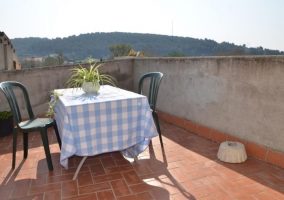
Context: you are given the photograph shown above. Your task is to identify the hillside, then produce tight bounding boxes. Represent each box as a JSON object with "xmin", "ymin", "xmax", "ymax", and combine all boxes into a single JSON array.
[{"xmin": 11, "ymin": 32, "xmax": 284, "ymax": 61}]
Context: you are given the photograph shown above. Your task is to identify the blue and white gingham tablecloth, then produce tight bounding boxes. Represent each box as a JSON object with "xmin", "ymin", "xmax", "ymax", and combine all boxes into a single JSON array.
[{"xmin": 52, "ymin": 85, "xmax": 158, "ymax": 169}]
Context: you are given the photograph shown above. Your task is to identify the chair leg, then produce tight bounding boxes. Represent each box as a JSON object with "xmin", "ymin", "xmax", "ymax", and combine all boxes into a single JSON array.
[
  {"xmin": 40, "ymin": 129, "xmax": 53, "ymax": 171},
  {"xmin": 53, "ymin": 120, "xmax": 61, "ymax": 149},
  {"xmin": 153, "ymin": 111, "xmax": 163, "ymax": 147},
  {"xmin": 12, "ymin": 128, "xmax": 18, "ymax": 169},
  {"xmin": 23, "ymin": 132, "xmax": 28, "ymax": 159}
]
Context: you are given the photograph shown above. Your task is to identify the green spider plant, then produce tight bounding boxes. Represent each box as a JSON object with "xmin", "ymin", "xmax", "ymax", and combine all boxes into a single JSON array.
[{"xmin": 65, "ymin": 57, "xmax": 117, "ymax": 89}]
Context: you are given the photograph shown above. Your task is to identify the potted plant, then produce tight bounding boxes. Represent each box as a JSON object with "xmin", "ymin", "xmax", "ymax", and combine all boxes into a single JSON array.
[
  {"xmin": 46, "ymin": 57, "xmax": 117, "ymax": 118},
  {"xmin": 65, "ymin": 57, "xmax": 117, "ymax": 94},
  {"xmin": 0, "ymin": 110, "xmax": 14, "ymax": 137}
]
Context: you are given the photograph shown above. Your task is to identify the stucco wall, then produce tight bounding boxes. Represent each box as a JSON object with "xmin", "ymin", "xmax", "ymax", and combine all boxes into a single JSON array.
[
  {"xmin": 0, "ymin": 59, "xmax": 134, "ymax": 117},
  {"xmin": 133, "ymin": 56, "xmax": 284, "ymax": 153}
]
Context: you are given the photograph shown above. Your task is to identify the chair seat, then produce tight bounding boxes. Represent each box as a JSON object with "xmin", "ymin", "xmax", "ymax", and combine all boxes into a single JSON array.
[{"xmin": 19, "ymin": 118, "xmax": 54, "ymax": 131}]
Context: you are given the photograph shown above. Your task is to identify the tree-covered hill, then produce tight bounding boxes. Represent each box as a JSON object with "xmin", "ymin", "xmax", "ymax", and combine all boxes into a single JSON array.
[{"xmin": 11, "ymin": 32, "xmax": 284, "ymax": 61}]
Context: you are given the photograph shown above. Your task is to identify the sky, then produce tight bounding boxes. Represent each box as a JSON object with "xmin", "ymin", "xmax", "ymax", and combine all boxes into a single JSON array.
[{"xmin": 1, "ymin": 0, "xmax": 284, "ymax": 51}]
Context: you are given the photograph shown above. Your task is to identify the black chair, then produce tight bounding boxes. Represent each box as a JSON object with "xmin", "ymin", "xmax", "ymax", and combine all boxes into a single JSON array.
[
  {"xmin": 0, "ymin": 81, "xmax": 61, "ymax": 171},
  {"xmin": 138, "ymin": 72, "xmax": 164, "ymax": 147}
]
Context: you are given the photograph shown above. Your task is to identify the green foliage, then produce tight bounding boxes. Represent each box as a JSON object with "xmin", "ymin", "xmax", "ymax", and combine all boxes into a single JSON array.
[
  {"xmin": 215, "ymin": 49, "xmax": 244, "ymax": 56},
  {"xmin": 11, "ymin": 32, "xmax": 284, "ymax": 61},
  {"xmin": 108, "ymin": 43, "xmax": 132, "ymax": 57},
  {"xmin": 43, "ymin": 56, "xmax": 59, "ymax": 66},
  {"xmin": 0, "ymin": 110, "xmax": 13, "ymax": 119},
  {"xmin": 45, "ymin": 90, "xmax": 63, "ymax": 118},
  {"xmin": 56, "ymin": 51, "xmax": 65, "ymax": 65},
  {"xmin": 168, "ymin": 51, "xmax": 187, "ymax": 57},
  {"xmin": 65, "ymin": 57, "xmax": 117, "ymax": 89}
]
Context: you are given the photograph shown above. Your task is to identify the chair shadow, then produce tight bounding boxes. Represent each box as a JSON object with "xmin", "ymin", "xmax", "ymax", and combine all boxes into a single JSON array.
[{"xmin": 140, "ymin": 141, "xmax": 195, "ymax": 199}]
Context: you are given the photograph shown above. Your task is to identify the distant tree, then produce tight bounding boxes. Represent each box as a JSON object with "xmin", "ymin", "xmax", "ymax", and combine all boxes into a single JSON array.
[
  {"xmin": 43, "ymin": 56, "xmax": 59, "ymax": 66},
  {"xmin": 215, "ymin": 49, "xmax": 244, "ymax": 56},
  {"xmin": 108, "ymin": 43, "xmax": 132, "ymax": 57},
  {"xmin": 143, "ymin": 46, "xmax": 160, "ymax": 57},
  {"xmin": 56, "ymin": 51, "xmax": 64, "ymax": 65},
  {"xmin": 168, "ymin": 51, "xmax": 187, "ymax": 57},
  {"xmin": 11, "ymin": 32, "xmax": 284, "ymax": 60}
]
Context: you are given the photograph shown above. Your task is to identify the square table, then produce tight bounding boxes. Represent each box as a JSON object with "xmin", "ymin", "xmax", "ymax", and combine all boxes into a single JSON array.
[{"xmin": 51, "ymin": 85, "xmax": 158, "ymax": 178}]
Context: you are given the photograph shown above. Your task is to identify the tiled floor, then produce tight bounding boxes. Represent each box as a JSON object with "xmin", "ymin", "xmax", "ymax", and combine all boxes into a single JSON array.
[{"xmin": 1, "ymin": 121, "xmax": 284, "ymax": 200}]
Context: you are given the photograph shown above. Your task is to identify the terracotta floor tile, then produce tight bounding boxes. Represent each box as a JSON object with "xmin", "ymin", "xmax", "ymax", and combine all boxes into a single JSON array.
[
  {"xmin": 140, "ymin": 170, "xmax": 171, "ymax": 182},
  {"xmin": 122, "ymin": 170, "xmax": 143, "ymax": 185},
  {"xmin": 255, "ymin": 171, "xmax": 284, "ymax": 187},
  {"xmin": 130, "ymin": 181, "xmax": 163, "ymax": 194},
  {"xmin": 44, "ymin": 190, "xmax": 61, "ymax": 200},
  {"xmin": 150, "ymin": 188, "xmax": 171, "ymax": 200},
  {"xmin": 116, "ymin": 194, "xmax": 139, "ymax": 200},
  {"xmin": 63, "ymin": 193, "xmax": 98, "ymax": 200},
  {"xmin": 206, "ymin": 175, "xmax": 237, "ymax": 190},
  {"xmin": 89, "ymin": 163, "xmax": 106, "ymax": 176},
  {"xmin": 46, "ymin": 173, "xmax": 74, "ymax": 184},
  {"xmin": 105, "ymin": 163, "xmax": 133, "ymax": 174},
  {"xmin": 77, "ymin": 171, "xmax": 93, "ymax": 186},
  {"xmin": 29, "ymin": 182, "xmax": 61, "ymax": 195},
  {"xmin": 188, "ymin": 168, "xmax": 219, "ymax": 180},
  {"xmin": 135, "ymin": 192, "xmax": 154, "ymax": 200},
  {"xmin": 112, "ymin": 152, "xmax": 125, "ymax": 161},
  {"xmin": 81, "ymin": 156, "xmax": 101, "ymax": 166},
  {"xmin": 132, "ymin": 163, "xmax": 152, "ymax": 175},
  {"xmin": 252, "ymin": 192, "xmax": 278, "ymax": 200},
  {"xmin": 9, "ymin": 193, "xmax": 44, "ymax": 200},
  {"xmin": 261, "ymin": 185, "xmax": 284, "ymax": 199},
  {"xmin": 10, "ymin": 179, "xmax": 31, "ymax": 198},
  {"xmin": 115, "ymin": 159, "xmax": 132, "ymax": 166},
  {"xmin": 61, "ymin": 165, "xmax": 89, "ymax": 175},
  {"xmin": 101, "ymin": 156, "xmax": 117, "ymax": 168},
  {"xmin": 160, "ymin": 177, "xmax": 183, "ymax": 195},
  {"xmin": 231, "ymin": 176, "xmax": 256, "ymax": 187},
  {"xmin": 2, "ymin": 121, "xmax": 284, "ymax": 199},
  {"xmin": 236, "ymin": 165, "xmax": 265, "ymax": 176},
  {"xmin": 110, "ymin": 179, "xmax": 132, "ymax": 197},
  {"xmin": 226, "ymin": 183, "xmax": 264, "ymax": 199},
  {"xmin": 203, "ymin": 183, "xmax": 234, "ymax": 199},
  {"xmin": 172, "ymin": 187, "xmax": 209, "ymax": 200},
  {"xmin": 78, "ymin": 182, "xmax": 111, "ymax": 195},
  {"xmin": 168, "ymin": 168, "xmax": 191, "ymax": 183},
  {"xmin": 213, "ymin": 165, "xmax": 243, "ymax": 179},
  {"xmin": 96, "ymin": 190, "xmax": 115, "ymax": 200},
  {"xmin": 0, "ymin": 188, "xmax": 13, "ymax": 199},
  {"xmin": 62, "ymin": 180, "xmax": 78, "ymax": 198},
  {"xmin": 174, "ymin": 160, "xmax": 199, "ymax": 172},
  {"xmin": 92, "ymin": 172, "xmax": 123, "ymax": 183}
]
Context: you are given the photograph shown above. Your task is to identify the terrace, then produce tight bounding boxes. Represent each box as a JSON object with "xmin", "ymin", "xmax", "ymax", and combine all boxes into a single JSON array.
[{"xmin": 1, "ymin": 56, "xmax": 284, "ymax": 199}]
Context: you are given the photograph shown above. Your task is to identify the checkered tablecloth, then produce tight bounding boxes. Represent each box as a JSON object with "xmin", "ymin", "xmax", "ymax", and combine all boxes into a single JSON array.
[{"xmin": 52, "ymin": 85, "xmax": 158, "ymax": 169}]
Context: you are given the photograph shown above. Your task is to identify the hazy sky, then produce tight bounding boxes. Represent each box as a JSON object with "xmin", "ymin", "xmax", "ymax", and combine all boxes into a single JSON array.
[{"xmin": 2, "ymin": 0, "xmax": 284, "ymax": 51}]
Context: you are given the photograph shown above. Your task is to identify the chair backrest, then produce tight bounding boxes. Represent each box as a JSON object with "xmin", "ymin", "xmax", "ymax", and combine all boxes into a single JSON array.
[
  {"xmin": 138, "ymin": 72, "xmax": 163, "ymax": 111},
  {"xmin": 0, "ymin": 81, "xmax": 35, "ymax": 124}
]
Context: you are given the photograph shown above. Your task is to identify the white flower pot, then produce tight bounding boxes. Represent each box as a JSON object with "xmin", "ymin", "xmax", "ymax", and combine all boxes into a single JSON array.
[{"xmin": 82, "ymin": 81, "xmax": 100, "ymax": 94}]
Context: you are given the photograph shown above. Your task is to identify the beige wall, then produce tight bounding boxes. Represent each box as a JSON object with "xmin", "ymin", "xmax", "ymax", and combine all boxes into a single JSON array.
[
  {"xmin": 133, "ymin": 56, "xmax": 284, "ymax": 153},
  {"xmin": 0, "ymin": 33, "xmax": 21, "ymax": 70},
  {"xmin": 0, "ymin": 32, "xmax": 21, "ymax": 70}
]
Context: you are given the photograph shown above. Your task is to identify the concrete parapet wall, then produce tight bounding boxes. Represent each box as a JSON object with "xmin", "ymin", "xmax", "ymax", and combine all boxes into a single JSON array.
[{"xmin": 133, "ymin": 56, "xmax": 284, "ymax": 153}]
